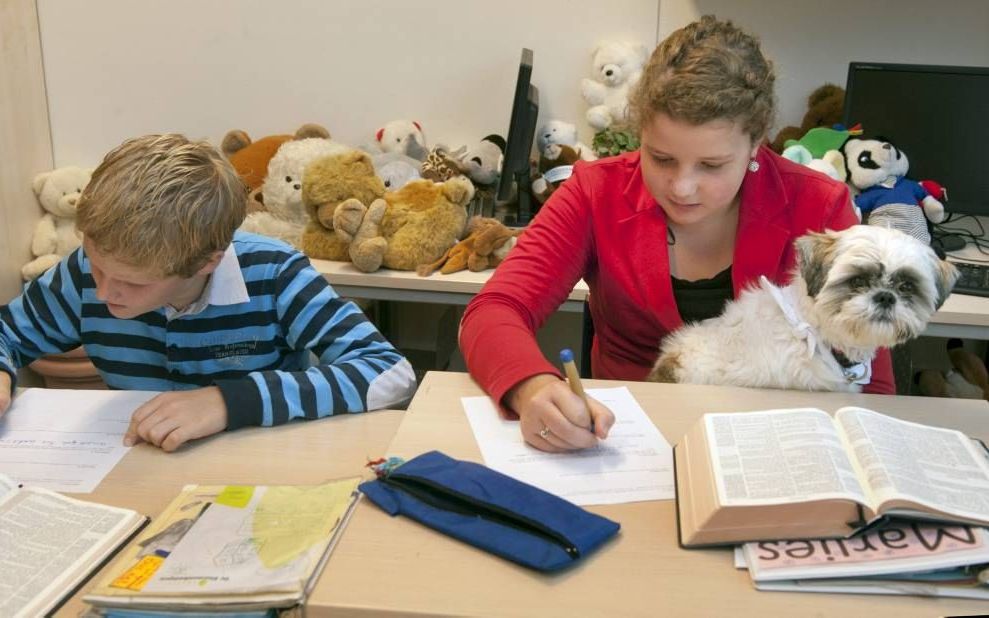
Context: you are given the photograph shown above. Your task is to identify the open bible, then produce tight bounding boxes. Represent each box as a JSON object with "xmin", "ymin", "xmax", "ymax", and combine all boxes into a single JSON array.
[
  {"xmin": 0, "ymin": 473, "xmax": 147, "ymax": 617},
  {"xmin": 674, "ymin": 407, "xmax": 989, "ymax": 547}
]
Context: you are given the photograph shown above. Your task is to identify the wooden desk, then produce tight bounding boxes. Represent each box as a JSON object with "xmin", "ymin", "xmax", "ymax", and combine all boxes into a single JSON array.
[
  {"xmin": 311, "ymin": 259, "xmax": 589, "ymax": 313},
  {"xmin": 58, "ymin": 410, "xmax": 404, "ymax": 617},
  {"xmin": 309, "ymin": 372, "xmax": 989, "ymax": 618}
]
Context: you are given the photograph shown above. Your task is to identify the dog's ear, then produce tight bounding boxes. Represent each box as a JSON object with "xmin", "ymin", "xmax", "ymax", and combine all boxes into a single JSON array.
[
  {"xmin": 932, "ymin": 258, "xmax": 960, "ymax": 309},
  {"xmin": 795, "ymin": 230, "xmax": 838, "ymax": 297}
]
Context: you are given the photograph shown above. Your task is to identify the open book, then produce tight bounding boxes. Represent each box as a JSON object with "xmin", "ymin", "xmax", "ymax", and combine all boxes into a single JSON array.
[
  {"xmin": 0, "ymin": 472, "xmax": 147, "ymax": 617},
  {"xmin": 674, "ymin": 407, "xmax": 989, "ymax": 547},
  {"xmin": 84, "ymin": 478, "xmax": 361, "ymax": 612}
]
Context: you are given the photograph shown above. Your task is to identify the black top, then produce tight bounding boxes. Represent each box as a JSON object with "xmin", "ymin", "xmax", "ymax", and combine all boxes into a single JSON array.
[{"xmin": 672, "ymin": 266, "xmax": 733, "ymax": 324}]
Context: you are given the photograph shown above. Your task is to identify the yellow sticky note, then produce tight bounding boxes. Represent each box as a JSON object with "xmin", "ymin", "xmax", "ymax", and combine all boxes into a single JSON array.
[
  {"xmin": 216, "ymin": 485, "xmax": 254, "ymax": 508},
  {"xmin": 110, "ymin": 554, "xmax": 165, "ymax": 591}
]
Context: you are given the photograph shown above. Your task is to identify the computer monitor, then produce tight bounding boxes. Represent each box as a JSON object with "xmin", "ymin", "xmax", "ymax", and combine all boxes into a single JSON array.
[
  {"xmin": 842, "ymin": 62, "xmax": 989, "ymax": 217},
  {"xmin": 497, "ymin": 48, "xmax": 540, "ymax": 226}
]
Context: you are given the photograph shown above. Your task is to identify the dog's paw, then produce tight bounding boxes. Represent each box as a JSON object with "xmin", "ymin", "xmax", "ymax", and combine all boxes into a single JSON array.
[{"xmin": 647, "ymin": 352, "xmax": 681, "ymax": 383}]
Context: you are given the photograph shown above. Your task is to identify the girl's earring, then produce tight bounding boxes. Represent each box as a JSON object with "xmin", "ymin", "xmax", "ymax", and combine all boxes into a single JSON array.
[{"xmin": 748, "ymin": 159, "xmax": 760, "ymax": 173}]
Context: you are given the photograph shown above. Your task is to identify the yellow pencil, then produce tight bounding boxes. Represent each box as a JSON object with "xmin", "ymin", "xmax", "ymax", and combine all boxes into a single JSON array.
[{"xmin": 559, "ymin": 348, "xmax": 593, "ymax": 431}]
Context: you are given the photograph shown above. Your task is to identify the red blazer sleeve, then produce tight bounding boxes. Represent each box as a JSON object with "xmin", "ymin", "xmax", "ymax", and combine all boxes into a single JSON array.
[
  {"xmin": 460, "ymin": 168, "xmax": 595, "ymax": 405},
  {"xmin": 820, "ymin": 185, "xmax": 896, "ymax": 395}
]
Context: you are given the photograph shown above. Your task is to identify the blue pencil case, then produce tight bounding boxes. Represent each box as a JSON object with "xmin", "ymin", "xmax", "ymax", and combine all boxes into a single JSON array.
[{"xmin": 358, "ymin": 450, "xmax": 620, "ymax": 572}]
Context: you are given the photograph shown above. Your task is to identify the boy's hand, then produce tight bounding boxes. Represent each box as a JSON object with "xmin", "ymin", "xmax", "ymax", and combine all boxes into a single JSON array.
[
  {"xmin": 124, "ymin": 387, "xmax": 228, "ymax": 452},
  {"xmin": 0, "ymin": 371, "xmax": 11, "ymax": 417}
]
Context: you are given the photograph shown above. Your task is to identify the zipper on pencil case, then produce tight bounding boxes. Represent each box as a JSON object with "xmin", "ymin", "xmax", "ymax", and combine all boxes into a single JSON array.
[{"xmin": 380, "ymin": 473, "xmax": 581, "ymax": 559}]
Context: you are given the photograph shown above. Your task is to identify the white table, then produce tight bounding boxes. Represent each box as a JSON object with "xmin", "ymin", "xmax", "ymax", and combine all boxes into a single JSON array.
[{"xmin": 311, "ymin": 259, "xmax": 589, "ymax": 312}]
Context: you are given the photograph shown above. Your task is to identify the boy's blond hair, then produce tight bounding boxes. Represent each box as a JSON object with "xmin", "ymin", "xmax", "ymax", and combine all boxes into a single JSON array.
[
  {"xmin": 77, "ymin": 134, "xmax": 246, "ymax": 278},
  {"xmin": 629, "ymin": 15, "xmax": 776, "ymax": 142}
]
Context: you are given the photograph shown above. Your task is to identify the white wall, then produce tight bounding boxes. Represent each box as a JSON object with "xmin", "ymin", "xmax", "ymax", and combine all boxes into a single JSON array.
[
  {"xmin": 38, "ymin": 0, "xmax": 660, "ymax": 167},
  {"xmin": 660, "ymin": 1, "xmax": 989, "ymax": 136}
]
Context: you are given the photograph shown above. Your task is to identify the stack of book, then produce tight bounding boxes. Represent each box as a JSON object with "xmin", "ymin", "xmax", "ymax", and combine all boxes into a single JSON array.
[
  {"xmin": 673, "ymin": 405, "xmax": 989, "ymax": 598},
  {"xmin": 83, "ymin": 478, "xmax": 362, "ymax": 614},
  {"xmin": 736, "ymin": 522, "xmax": 989, "ymax": 599}
]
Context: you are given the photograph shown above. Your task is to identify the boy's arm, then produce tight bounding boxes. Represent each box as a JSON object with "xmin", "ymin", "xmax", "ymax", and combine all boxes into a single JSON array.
[
  {"xmin": 215, "ymin": 253, "xmax": 416, "ymax": 428},
  {"xmin": 0, "ymin": 250, "xmax": 85, "ymax": 389}
]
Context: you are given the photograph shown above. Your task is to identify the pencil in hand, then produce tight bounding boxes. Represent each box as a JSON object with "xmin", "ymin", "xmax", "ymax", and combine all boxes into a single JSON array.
[{"xmin": 559, "ymin": 348, "xmax": 593, "ymax": 432}]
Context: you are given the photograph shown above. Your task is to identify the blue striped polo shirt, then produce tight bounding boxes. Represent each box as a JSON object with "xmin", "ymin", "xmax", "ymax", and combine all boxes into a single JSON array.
[{"xmin": 0, "ymin": 232, "xmax": 417, "ymax": 429}]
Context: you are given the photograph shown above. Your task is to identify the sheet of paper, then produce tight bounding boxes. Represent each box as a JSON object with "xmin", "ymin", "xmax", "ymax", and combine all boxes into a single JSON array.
[
  {"xmin": 462, "ymin": 387, "xmax": 674, "ymax": 505},
  {"xmin": 0, "ymin": 388, "xmax": 157, "ymax": 493}
]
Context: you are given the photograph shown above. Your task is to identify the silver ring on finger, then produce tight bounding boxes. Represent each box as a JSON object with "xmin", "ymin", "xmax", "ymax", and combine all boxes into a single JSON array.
[{"xmin": 539, "ymin": 426, "xmax": 551, "ymax": 439}]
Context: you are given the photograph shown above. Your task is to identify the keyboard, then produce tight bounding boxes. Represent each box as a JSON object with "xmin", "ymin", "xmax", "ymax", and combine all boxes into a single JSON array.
[{"xmin": 952, "ymin": 261, "xmax": 989, "ymax": 298}]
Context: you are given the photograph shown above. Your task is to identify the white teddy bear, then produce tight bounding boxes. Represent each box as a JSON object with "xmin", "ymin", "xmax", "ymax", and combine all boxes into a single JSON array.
[
  {"xmin": 22, "ymin": 166, "xmax": 91, "ymax": 281},
  {"xmin": 374, "ymin": 119, "xmax": 428, "ymax": 161},
  {"xmin": 535, "ymin": 120, "xmax": 597, "ymax": 161},
  {"xmin": 239, "ymin": 137, "xmax": 349, "ymax": 247},
  {"xmin": 580, "ymin": 41, "xmax": 649, "ymax": 131}
]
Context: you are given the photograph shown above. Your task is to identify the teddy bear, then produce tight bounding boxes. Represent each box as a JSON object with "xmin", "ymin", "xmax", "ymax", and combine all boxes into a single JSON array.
[
  {"xmin": 531, "ymin": 144, "xmax": 582, "ymax": 204},
  {"xmin": 580, "ymin": 41, "xmax": 649, "ymax": 132},
  {"xmin": 221, "ymin": 123, "xmax": 330, "ymax": 214},
  {"xmin": 416, "ymin": 216, "xmax": 520, "ymax": 276},
  {"xmin": 372, "ymin": 151, "xmax": 422, "ymax": 190},
  {"xmin": 337, "ymin": 174, "xmax": 474, "ymax": 273},
  {"xmin": 300, "ymin": 150, "xmax": 386, "ymax": 262},
  {"xmin": 238, "ymin": 136, "xmax": 349, "ymax": 247},
  {"xmin": 301, "ymin": 150, "xmax": 473, "ymax": 272},
  {"xmin": 455, "ymin": 134, "xmax": 506, "ymax": 186},
  {"xmin": 842, "ymin": 137, "xmax": 945, "ymax": 245},
  {"xmin": 535, "ymin": 120, "xmax": 596, "ymax": 161},
  {"xmin": 782, "ymin": 144, "xmax": 847, "ymax": 183},
  {"xmin": 369, "ymin": 119, "xmax": 428, "ymax": 161},
  {"xmin": 22, "ymin": 166, "xmax": 92, "ymax": 281},
  {"xmin": 770, "ymin": 84, "xmax": 845, "ymax": 154}
]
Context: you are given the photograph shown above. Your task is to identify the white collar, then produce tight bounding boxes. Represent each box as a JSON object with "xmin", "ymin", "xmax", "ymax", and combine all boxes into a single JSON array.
[
  {"xmin": 164, "ymin": 244, "xmax": 249, "ymax": 320},
  {"xmin": 758, "ymin": 276, "xmax": 872, "ymax": 386}
]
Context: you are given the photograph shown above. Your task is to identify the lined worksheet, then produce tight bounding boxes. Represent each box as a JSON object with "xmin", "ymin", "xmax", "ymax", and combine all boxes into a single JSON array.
[
  {"xmin": 463, "ymin": 387, "xmax": 674, "ymax": 505},
  {"xmin": 0, "ymin": 389, "xmax": 157, "ymax": 493}
]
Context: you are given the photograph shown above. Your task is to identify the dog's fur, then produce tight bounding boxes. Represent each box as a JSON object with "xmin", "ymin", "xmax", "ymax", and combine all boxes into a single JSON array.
[{"xmin": 648, "ymin": 226, "xmax": 958, "ymax": 392}]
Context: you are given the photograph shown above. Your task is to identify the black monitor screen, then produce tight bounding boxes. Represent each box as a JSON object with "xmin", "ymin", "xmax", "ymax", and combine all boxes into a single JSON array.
[
  {"xmin": 497, "ymin": 48, "xmax": 539, "ymax": 225},
  {"xmin": 843, "ymin": 62, "xmax": 989, "ymax": 216}
]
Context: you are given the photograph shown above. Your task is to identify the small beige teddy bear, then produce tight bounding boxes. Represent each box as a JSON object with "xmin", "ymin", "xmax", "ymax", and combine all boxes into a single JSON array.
[{"xmin": 22, "ymin": 166, "xmax": 91, "ymax": 280}]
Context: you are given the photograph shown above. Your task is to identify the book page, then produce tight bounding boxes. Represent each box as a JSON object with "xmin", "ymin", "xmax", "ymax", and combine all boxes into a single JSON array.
[
  {"xmin": 706, "ymin": 409, "xmax": 867, "ymax": 507},
  {"xmin": 0, "ymin": 487, "xmax": 139, "ymax": 617},
  {"xmin": 836, "ymin": 407, "xmax": 989, "ymax": 522}
]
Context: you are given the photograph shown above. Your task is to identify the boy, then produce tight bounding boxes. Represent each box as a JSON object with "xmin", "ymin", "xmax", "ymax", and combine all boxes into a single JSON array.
[{"xmin": 0, "ymin": 134, "xmax": 416, "ymax": 452}]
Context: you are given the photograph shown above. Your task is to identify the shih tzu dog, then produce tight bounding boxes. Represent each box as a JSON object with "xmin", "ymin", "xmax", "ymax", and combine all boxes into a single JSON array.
[{"xmin": 648, "ymin": 225, "xmax": 958, "ymax": 392}]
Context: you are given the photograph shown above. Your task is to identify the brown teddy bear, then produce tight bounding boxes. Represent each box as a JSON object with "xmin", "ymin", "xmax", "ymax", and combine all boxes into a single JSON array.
[
  {"xmin": 301, "ymin": 150, "xmax": 473, "ymax": 272},
  {"xmin": 300, "ymin": 150, "xmax": 383, "ymax": 262},
  {"xmin": 416, "ymin": 216, "xmax": 520, "ymax": 276},
  {"xmin": 769, "ymin": 84, "xmax": 845, "ymax": 154},
  {"xmin": 531, "ymin": 144, "xmax": 582, "ymax": 204},
  {"xmin": 221, "ymin": 123, "xmax": 330, "ymax": 213}
]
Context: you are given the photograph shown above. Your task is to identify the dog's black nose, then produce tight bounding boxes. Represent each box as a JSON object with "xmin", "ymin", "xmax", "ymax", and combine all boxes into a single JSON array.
[{"xmin": 874, "ymin": 291, "xmax": 897, "ymax": 308}]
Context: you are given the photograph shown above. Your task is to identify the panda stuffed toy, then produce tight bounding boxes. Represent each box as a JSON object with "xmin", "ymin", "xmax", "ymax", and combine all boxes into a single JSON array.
[{"xmin": 842, "ymin": 137, "xmax": 945, "ymax": 245}]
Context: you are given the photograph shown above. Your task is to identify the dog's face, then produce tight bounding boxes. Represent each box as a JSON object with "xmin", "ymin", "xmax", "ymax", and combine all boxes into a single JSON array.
[{"xmin": 795, "ymin": 225, "xmax": 958, "ymax": 350}]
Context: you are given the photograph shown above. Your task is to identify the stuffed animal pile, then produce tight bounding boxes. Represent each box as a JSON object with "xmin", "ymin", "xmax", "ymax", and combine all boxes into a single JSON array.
[
  {"xmin": 302, "ymin": 150, "xmax": 473, "ymax": 272},
  {"xmin": 22, "ymin": 166, "xmax": 91, "ymax": 281},
  {"xmin": 238, "ymin": 132, "xmax": 348, "ymax": 247}
]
